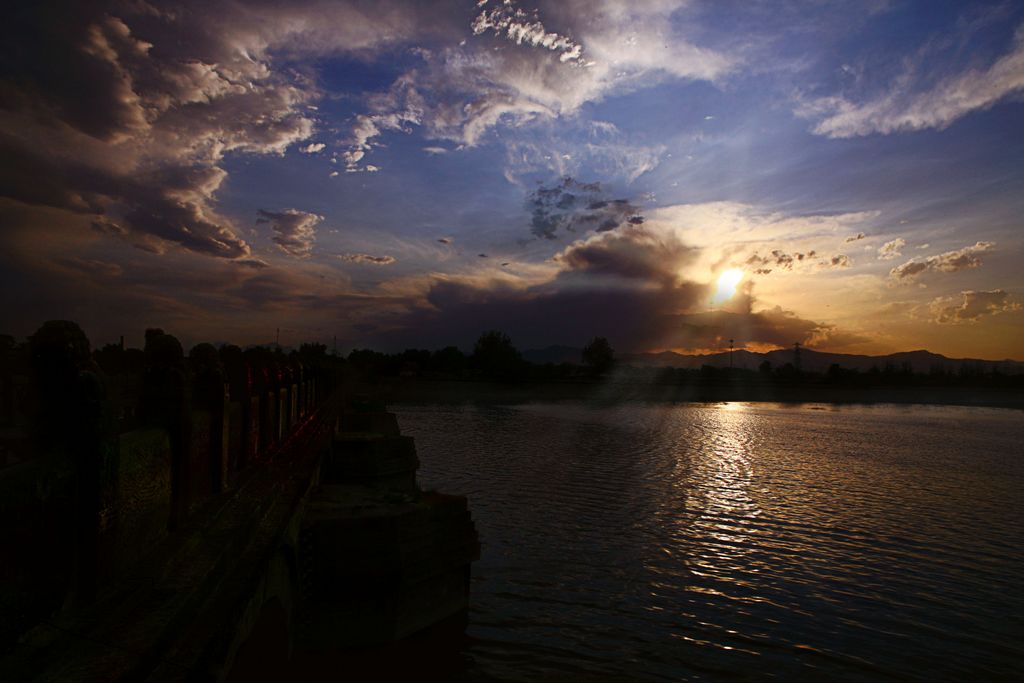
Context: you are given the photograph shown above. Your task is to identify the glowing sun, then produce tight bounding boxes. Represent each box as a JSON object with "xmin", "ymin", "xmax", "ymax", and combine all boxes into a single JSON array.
[{"xmin": 713, "ymin": 268, "xmax": 743, "ymax": 303}]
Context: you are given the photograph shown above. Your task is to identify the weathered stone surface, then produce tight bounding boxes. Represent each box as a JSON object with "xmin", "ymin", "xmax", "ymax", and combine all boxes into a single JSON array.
[
  {"xmin": 103, "ymin": 428, "xmax": 172, "ymax": 577},
  {"xmin": 245, "ymin": 395, "xmax": 260, "ymax": 466},
  {"xmin": 299, "ymin": 486, "xmax": 479, "ymax": 648},
  {"xmin": 278, "ymin": 388, "xmax": 288, "ymax": 439},
  {"xmin": 321, "ymin": 434, "xmax": 419, "ymax": 492},
  {"xmin": 290, "ymin": 384, "xmax": 298, "ymax": 428},
  {"xmin": 226, "ymin": 401, "xmax": 243, "ymax": 479},
  {"xmin": 189, "ymin": 409, "xmax": 214, "ymax": 507},
  {"xmin": 262, "ymin": 390, "xmax": 277, "ymax": 452}
]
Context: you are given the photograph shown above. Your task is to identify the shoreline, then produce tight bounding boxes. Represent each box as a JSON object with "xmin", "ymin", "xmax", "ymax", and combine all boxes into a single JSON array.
[{"xmin": 365, "ymin": 377, "xmax": 1024, "ymax": 410}]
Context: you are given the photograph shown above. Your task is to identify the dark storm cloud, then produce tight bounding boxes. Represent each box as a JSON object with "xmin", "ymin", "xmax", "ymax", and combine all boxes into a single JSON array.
[
  {"xmin": 0, "ymin": 10, "xmax": 147, "ymax": 143},
  {"xmin": 554, "ymin": 224, "xmax": 697, "ymax": 285},
  {"xmin": 362, "ymin": 224, "xmax": 856, "ymax": 352},
  {"xmin": 54, "ymin": 257, "xmax": 125, "ymax": 279},
  {"xmin": 0, "ymin": 136, "xmax": 111, "ymax": 215},
  {"xmin": 527, "ymin": 177, "xmax": 644, "ymax": 240},
  {"xmin": 0, "ymin": 3, "xmax": 317, "ymax": 259},
  {"xmin": 103, "ymin": 167, "xmax": 252, "ymax": 258},
  {"xmin": 675, "ymin": 306, "xmax": 865, "ymax": 350},
  {"xmin": 368, "ymin": 278, "xmax": 702, "ymax": 351},
  {"xmin": 0, "ymin": 139, "xmax": 252, "ymax": 257},
  {"xmin": 27, "ymin": 247, "xmax": 403, "ymax": 338},
  {"xmin": 364, "ymin": 276, "xmax": 854, "ymax": 353},
  {"xmin": 0, "ymin": 0, "xmax": 454, "ymax": 262}
]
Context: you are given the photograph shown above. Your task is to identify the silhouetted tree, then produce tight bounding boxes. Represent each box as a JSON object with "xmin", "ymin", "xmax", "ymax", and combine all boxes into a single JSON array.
[
  {"xmin": 472, "ymin": 330, "xmax": 523, "ymax": 379},
  {"xmin": 299, "ymin": 342, "xmax": 328, "ymax": 362},
  {"xmin": 348, "ymin": 348, "xmax": 388, "ymax": 374},
  {"xmin": 581, "ymin": 337, "xmax": 615, "ymax": 375},
  {"xmin": 391, "ymin": 349, "xmax": 427, "ymax": 377},
  {"xmin": 776, "ymin": 362, "xmax": 799, "ymax": 381},
  {"xmin": 699, "ymin": 364, "xmax": 719, "ymax": 381},
  {"xmin": 431, "ymin": 346, "xmax": 467, "ymax": 376}
]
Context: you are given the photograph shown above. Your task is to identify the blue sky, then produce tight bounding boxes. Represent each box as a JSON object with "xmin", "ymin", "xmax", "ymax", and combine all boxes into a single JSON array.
[{"xmin": 1, "ymin": 0, "xmax": 1022, "ymax": 357}]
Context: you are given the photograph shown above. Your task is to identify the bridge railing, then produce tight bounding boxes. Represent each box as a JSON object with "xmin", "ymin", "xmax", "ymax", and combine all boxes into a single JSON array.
[{"xmin": 0, "ymin": 322, "xmax": 340, "ymax": 646}]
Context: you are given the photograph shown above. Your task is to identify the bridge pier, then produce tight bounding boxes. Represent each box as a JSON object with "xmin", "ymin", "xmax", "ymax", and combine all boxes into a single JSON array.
[{"xmin": 296, "ymin": 405, "xmax": 479, "ymax": 649}]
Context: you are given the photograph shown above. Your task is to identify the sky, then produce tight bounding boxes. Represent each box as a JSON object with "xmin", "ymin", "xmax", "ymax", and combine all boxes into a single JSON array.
[{"xmin": 1, "ymin": 0, "xmax": 1022, "ymax": 359}]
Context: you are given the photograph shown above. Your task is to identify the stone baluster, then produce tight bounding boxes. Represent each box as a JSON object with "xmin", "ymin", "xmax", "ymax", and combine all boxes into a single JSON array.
[{"xmin": 141, "ymin": 329, "xmax": 188, "ymax": 530}]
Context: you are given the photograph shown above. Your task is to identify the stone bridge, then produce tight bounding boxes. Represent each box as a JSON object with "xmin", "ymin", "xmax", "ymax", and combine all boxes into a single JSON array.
[{"xmin": 0, "ymin": 324, "xmax": 478, "ymax": 681}]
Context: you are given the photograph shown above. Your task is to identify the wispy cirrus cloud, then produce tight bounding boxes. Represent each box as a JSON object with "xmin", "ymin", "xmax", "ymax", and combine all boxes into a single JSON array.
[
  {"xmin": 645, "ymin": 203, "xmax": 880, "ymax": 247},
  {"xmin": 802, "ymin": 24, "xmax": 1024, "ymax": 138},
  {"xmin": 500, "ymin": 121, "xmax": 667, "ymax": 185},
  {"xmin": 342, "ymin": 76, "xmax": 425, "ymax": 172},
  {"xmin": 340, "ymin": 0, "xmax": 731, "ymax": 175}
]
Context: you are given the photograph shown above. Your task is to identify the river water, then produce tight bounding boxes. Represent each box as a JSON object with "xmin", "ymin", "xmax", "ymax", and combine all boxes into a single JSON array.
[{"xmin": 395, "ymin": 402, "xmax": 1024, "ymax": 681}]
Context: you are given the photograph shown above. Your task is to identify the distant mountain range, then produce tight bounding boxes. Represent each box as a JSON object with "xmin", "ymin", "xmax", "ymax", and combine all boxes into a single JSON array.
[{"xmin": 523, "ymin": 345, "xmax": 1024, "ymax": 374}]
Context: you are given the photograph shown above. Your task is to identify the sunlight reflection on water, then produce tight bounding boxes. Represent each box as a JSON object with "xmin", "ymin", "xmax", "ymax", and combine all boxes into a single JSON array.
[{"xmin": 397, "ymin": 402, "xmax": 1024, "ymax": 681}]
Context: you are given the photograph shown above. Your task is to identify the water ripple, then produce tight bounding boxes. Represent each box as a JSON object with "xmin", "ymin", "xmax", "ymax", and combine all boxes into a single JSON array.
[{"xmin": 398, "ymin": 402, "xmax": 1024, "ymax": 681}]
